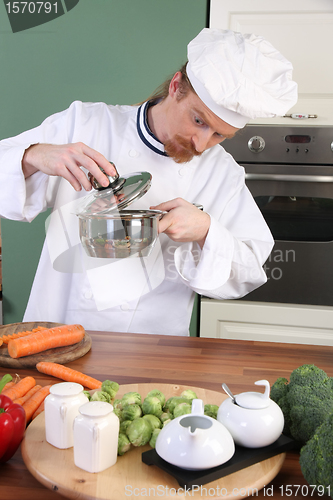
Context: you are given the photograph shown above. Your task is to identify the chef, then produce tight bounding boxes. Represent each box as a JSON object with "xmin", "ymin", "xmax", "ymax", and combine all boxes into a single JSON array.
[{"xmin": 0, "ymin": 29, "xmax": 297, "ymax": 335}]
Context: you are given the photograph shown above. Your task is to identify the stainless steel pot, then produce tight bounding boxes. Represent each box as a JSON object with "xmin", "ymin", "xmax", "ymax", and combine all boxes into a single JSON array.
[{"xmin": 78, "ymin": 209, "xmax": 165, "ymax": 258}]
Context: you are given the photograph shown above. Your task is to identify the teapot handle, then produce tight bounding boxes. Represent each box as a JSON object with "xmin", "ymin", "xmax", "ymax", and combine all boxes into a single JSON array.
[
  {"xmin": 191, "ymin": 399, "xmax": 204, "ymax": 415},
  {"xmin": 254, "ymin": 380, "xmax": 270, "ymax": 400}
]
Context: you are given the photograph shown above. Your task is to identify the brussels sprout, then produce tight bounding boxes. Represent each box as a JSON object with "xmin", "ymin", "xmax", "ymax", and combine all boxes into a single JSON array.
[
  {"xmin": 204, "ymin": 404, "xmax": 219, "ymax": 419},
  {"xmin": 181, "ymin": 389, "xmax": 198, "ymax": 402},
  {"xmin": 113, "ymin": 407, "xmax": 122, "ymax": 420},
  {"xmin": 118, "ymin": 433, "xmax": 131, "ymax": 456},
  {"xmin": 173, "ymin": 402, "xmax": 192, "ymax": 418},
  {"xmin": 149, "ymin": 428, "xmax": 161, "ymax": 449},
  {"xmin": 142, "ymin": 414, "xmax": 162, "ymax": 430},
  {"xmin": 91, "ymin": 390, "xmax": 111, "ymax": 403},
  {"xmin": 164, "ymin": 397, "xmax": 189, "ymax": 415},
  {"xmin": 122, "ymin": 403, "xmax": 142, "ymax": 421},
  {"xmin": 160, "ymin": 411, "xmax": 173, "ymax": 423},
  {"xmin": 101, "ymin": 380, "xmax": 120, "ymax": 399},
  {"xmin": 121, "ymin": 392, "xmax": 142, "ymax": 406},
  {"xmin": 120, "ymin": 420, "xmax": 132, "ymax": 434},
  {"xmin": 83, "ymin": 390, "xmax": 91, "ymax": 401},
  {"xmin": 126, "ymin": 418, "xmax": 152, "ymax": 446},
  {"xmin": 146, "ymin": 389, "xmax": 166, "ymax": 407},
  {"xmin": 142, "ymin": 397, "xmax": 163, "ymax": 418},
  {"xmin": 113, "ymin": 398, "xmax": 122, "ymax": 410}
]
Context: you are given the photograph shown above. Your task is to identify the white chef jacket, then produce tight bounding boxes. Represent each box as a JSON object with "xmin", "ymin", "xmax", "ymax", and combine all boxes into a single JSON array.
[{"xmin": 0, "ymin": 100, "xmax": 274, "ymax": 335}]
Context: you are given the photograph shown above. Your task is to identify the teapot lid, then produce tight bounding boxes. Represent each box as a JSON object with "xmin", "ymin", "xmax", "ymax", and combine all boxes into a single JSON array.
[
  {"xmin": 235, "ymin": 380, "xmax": 271, "ymax": 409},
  {"xmin": 78, "ymin": 164, "xmax": 152, "ymax": 216}
]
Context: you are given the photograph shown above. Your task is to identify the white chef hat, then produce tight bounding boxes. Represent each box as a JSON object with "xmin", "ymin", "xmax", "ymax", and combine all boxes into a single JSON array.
[{"xmin": 186, "ymin": 28, "xmax": 298, "ymax": 128}]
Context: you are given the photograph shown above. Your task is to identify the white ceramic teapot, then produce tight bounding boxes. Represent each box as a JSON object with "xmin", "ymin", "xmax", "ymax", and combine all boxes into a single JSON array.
[
  {"xmin": 217, "ymin": 380, "xmax": 284, "ymax": 448},
  {"xmin": 155, "ymin": 399, "xmax": 235, "ymax": 470}
]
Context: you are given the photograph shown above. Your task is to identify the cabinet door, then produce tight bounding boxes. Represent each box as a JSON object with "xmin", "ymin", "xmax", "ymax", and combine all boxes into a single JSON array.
[{"xmin": 209, "ymin": 0, "xmax": 333, "ymax": 106}]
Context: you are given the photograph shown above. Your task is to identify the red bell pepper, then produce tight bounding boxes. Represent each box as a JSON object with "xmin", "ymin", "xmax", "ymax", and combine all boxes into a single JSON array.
[{"xmin": 0, "ymin": 394, "xmax": 26, "ymax": 463}]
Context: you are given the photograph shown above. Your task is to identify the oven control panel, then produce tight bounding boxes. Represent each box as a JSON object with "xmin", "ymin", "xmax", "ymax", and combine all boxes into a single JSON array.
[{"xmin": 222, "ymin": 125, "xmax": 333, "ymax": 165}]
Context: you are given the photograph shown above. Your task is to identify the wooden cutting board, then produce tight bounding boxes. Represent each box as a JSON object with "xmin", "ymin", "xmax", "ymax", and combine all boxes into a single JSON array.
[
  {"xmin": 0, "ymin": 321, "xmax": 91, "ymax": 369},
  {"xmin": 21, "ymin": 383, "xmax": 286, "ymax": 500}
]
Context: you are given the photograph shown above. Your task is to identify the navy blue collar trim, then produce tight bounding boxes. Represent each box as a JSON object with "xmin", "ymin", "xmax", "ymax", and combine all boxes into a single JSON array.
[{"xmin": 137, "ymin": 101, "xmax": 167, "ymax": 156}]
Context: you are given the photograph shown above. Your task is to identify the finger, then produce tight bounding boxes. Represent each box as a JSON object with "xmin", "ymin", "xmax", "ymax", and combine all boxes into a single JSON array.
[
  {"xmin": 150, "ymin": 197, "xmax": 186, "ymax": 212},
  {"xmin": 80, "ymin": 144, "xmax": 117, "ymax": 178},
  {"xmin": 157, "ymin": 212, "xmax": 174, "ymax": 234}
]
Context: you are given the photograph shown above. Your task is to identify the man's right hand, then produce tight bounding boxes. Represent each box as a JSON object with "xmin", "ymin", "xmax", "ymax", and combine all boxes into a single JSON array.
[{"xmin": 22, "ymin": 142, "xmax": 116, "ymax": 192}]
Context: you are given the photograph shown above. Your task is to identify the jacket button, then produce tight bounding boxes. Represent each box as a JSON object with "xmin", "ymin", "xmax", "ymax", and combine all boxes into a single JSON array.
[
  {"xmin": 129, "ymin": 149, "xmax": 139, "ymax": 158},
  {"xmin": 84, "ymin": 290, "xmax": 93, "ymax": 299},
  {"xmin": 178, "ymin": 168, "xmax": 185, "ymax": 176},
  {"xmin": 120, "ymin": 302, "xmax": 130, "ymax": 311}
]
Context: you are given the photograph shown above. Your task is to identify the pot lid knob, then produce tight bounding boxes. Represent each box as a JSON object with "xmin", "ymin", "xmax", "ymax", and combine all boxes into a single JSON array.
[
  {"xmin": 235, "ymin": 380, "xmax": 271, "ymax": 409},
  {"xmin": 89, "ymin": 163, "xmax": 126, "ymax": 193}
]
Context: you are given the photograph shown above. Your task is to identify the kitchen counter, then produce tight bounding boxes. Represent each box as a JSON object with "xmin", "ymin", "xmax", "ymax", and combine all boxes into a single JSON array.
[{"xmin": 1, "ymin": 331, "xmax": 332, "ymax": 500}]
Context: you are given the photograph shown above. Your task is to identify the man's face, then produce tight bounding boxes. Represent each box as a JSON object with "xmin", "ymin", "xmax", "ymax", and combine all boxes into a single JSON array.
[{"xmin": 161, "ymin": 83, "xmax": 239, "ymax": 164}]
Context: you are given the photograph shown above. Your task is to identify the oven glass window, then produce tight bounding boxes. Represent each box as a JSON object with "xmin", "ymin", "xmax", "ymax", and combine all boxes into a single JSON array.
[{"xmin": 254, "ymin": 196, "xmax": 333, "ymax": 242}]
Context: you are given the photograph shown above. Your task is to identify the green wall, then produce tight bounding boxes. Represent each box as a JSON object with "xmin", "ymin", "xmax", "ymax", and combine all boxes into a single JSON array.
[{"xmin": 0, "ymin": 0, "xmax": 207, "ymax": 334}]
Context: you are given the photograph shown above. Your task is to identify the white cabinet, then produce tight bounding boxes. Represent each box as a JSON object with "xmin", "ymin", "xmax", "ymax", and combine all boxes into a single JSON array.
[
  {"xmin": 209, "ymin": 0, "xmax": 333, "ymax": 124},
  {"xmin": 200, "ymin": 299, "xmax": 333, "ymax": 346}
]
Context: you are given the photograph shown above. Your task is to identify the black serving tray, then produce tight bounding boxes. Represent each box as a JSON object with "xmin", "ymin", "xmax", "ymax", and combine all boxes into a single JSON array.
[{"xmin": 142, "ymin": 434, "xmax": 296, "ymax": 489}]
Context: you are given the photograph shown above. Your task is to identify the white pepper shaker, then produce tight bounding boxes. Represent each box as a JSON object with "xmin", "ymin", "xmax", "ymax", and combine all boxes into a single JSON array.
[{"xmin": 73, "ymin": 401, "xmax": 119, "ymax": 473}]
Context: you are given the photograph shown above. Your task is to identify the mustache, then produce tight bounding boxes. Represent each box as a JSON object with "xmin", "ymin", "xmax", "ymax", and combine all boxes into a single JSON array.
[{"xmin": 164, "ymin": 135, "xmax": 202, "ymax": 164}]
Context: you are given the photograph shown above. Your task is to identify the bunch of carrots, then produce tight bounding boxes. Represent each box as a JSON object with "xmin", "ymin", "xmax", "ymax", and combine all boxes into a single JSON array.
[
  {"xmin": 1, "ymin": 375, "xmax": 51, "ymax": 424},
  {"xmin": 0, "ymin": 362, "xmax": 102, "ymax": 426}
]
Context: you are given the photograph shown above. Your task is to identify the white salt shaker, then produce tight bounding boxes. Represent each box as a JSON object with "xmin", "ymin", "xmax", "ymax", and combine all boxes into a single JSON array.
[
  {"xmin": 44, "ymin": 382, "xmax": 89, "ymax": 449},
  {"xmin": 73, "ymin": 401, "xmax": 119, "ymax": 473}
]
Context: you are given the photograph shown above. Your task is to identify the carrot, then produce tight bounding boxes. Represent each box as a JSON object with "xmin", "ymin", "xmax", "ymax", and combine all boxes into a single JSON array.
[
  {"xmin": 0, "ymin": 338, "xmax": 3, "ymax": 347},
  {"xmin": 13, "ymin": 384, "xmax": 42, "ymax": 406},
  {"xmin": 8, "ymin": 324, "xmax": 85, "ymax": 359},
  {"xmin": 32, "ymin": 401, "xmax": 45, "ymax": 420},
  {"xmin": 36, "ymin": 362, "xmax": 102, "ymax": 390},
  {"xmin": 1, "ymin": 380, "xmax": 15, "ymax": 393},
  {"xmin": 1, "ymin": 326, "xmax": 46, "ymax": 344},
  {"xmin": 2, "ymin": 376, "xmax": 36, "ymax": 400},
  {"xmin": 23, "ymin": 385, "xmax": 52, "ymax": 423}
]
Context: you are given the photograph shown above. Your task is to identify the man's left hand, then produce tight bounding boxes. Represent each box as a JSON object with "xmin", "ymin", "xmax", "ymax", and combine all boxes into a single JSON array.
[{"xmin": 151, "ymin": 198, "xmax": 210, "ymax": 248}]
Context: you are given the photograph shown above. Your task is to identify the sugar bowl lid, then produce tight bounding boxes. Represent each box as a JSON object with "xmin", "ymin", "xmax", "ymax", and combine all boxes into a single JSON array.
[{"xmin": 78, "ymin": 163, "xmax": 152, "ymax": 216}]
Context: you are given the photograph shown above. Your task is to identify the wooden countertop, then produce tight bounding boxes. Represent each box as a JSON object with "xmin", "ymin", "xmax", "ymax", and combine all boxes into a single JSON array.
[{"xmin": 1, "ymin": 332, "xmax": 332, "ymax": 500}]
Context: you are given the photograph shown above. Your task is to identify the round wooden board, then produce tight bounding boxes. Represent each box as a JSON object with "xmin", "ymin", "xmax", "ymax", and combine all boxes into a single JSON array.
[
  {"xmin": 21, "ymin": 383, "xmax": 286, "ymax": 500},
  {"xmin": 0, "ymin": 322, "xmax": 92, "ymax": 368}
]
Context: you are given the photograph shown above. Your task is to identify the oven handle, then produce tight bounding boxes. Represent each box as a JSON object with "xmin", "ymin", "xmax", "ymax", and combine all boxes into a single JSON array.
[{"xmin": 245, "ymin": 173, "xmax": 333, "ymax": 183}]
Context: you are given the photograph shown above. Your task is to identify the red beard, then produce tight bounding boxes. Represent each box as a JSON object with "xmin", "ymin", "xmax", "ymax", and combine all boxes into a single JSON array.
[{"xmin": 164, "ymin": 135, "xmax": 202, "ymax": 164}]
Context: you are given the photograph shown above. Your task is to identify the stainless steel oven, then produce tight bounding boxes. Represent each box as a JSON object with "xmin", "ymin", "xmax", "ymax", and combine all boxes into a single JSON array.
[{"xmin": 222, "ymin": 124, "xmax": 333, "ymax": 306}]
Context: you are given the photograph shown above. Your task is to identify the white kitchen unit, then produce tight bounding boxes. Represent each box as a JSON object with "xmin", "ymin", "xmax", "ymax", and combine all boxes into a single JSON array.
[{"xmin": 200, "ymin": 299, "xmax": 333, "ymax": 346}]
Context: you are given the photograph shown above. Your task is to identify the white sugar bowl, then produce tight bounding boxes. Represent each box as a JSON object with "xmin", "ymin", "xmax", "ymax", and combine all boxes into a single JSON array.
[
  {"xmin": 156, "ymin": 399, "xmax": 235, "ymax": 470},
  {"xmin": 217, "ymin": 380, "xmax": 284, "ymax": 448},
  {"xmin": 44, "ymin": 382, "xmax": 89, "ymax": 449}
]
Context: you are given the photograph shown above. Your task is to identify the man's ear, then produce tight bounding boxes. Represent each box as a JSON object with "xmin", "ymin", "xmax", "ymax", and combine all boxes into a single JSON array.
[{"xmin": 169, "ymin": 72, "xmax": 182, "ymax": 98}]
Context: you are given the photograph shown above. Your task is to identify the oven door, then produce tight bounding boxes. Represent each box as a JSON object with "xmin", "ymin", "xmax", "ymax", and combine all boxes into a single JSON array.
[{"xmin": 242, "ymin": 164, "xmax": 333, "ymax": 306}]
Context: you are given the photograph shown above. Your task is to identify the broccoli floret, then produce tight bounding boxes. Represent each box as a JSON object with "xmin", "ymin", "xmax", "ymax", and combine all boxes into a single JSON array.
[
  {"xmin": 299, "ymin": 413, "xmax": 333, "ymax": 498},
  {"xmin": 271, "ymin": 364, "xmax": 333, "ymax": 445},
  {"xmin": 270, "ymin": 377, "xmax": 289, "ymax": 403},
  {"xmin": 101, "ymin": 380, "xmax": 119, "ymax": 399}
]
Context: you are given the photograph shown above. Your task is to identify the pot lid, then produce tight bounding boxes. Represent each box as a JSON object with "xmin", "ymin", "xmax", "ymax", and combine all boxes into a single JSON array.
[
  {"xmin": 78, "ymin": 167, "xmax": 152, "ymax": 216},
  {"xmin": 235, "ymin": 380, "xmax": 271, "ymax": 409}
]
